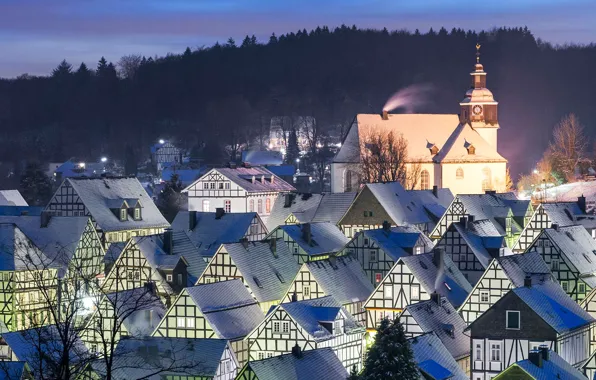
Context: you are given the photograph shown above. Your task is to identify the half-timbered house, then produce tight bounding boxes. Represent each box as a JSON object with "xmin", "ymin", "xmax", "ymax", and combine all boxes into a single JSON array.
[
  {"xmin": 150, "ymin": 140, "xmax": 183, "ymax": 171},
  {"xmin": 280, "ymin": 255, "xmax": 374, "ymax": 323},
  {"xmin": 103, "ymin": 235, "xmax": 187, "ymax": 306},
  {"xmin": 337, "ymin": 182, "xmax": 452, "ymax": 238},
  {"xmin": 458, "ymin": 251, "xmax": 552, "ymax": 325},
  {"xmin": 526, "ymin": 225, "xmax": 596, "ymax": 302},
  {"xmin": 434, "ymin": 217, "xmax": 509, "ymax": 285},
  {"xmin": 182, "ymin": 166, "xmax": 295, "ymax": 224},
  {"xmin": 245, "ymin": 296, "xmax": 364, "ymax": 370},
  {"xmin": 197, "ymin": 239, "xmax": 300, "ymax": 313},
  {"xmin": 235, "ymin": 347, "xmax": 347, "ymax": 380},
  {"xmin": 152, "ymin": 279, "xmax": 265, "ymax": 366},
  {"xmin": 97, "ymin": 337, "xmax": 238, "ymax": 380},
  {"xmin": 430, "ymin": 192, "xmax": 531, "ymax": 248},
  {"xmin": 340, "ymin": 223, "xmax": 434, "ymax": 285},
  {"xmin": 409, "ymin": 332, "xmax": 468, "ymax": 380},
  {"xmin": 80, "ymin": 286, "xmax": 166, "ymax": 355},
  {"xmin": 513, "ymin": 197, "xmax": 596, "ymax": 253},
  {"xmin": 268, "ymin": 222, "xmax": 349, "ymax": 264},
  {"xmin": 494, "ymin": 347, "xmax": 587, "ymax": 380},
  {"xmin": 400, "ymin": 294, "xmax": 470, "ymax": 374},
  {"xmin": 467, "ymin": 280, "xmax": 595, "ymax": 380},
  {"xmin": 265, "ymin": 192, "xmax": 357, "ymax": 232},
  {"xmin": 582, "ymin": 349, "xmax": 596, "ymax": 380},
  {"xmin": 363, "ymin": 249, "xmax": 472, "ymax": 333},
  {"xmin": 45, "ymin": 177, "xmax": 170, "ymax": 246}
]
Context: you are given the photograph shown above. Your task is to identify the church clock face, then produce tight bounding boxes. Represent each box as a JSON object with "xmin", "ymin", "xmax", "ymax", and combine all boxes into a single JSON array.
[{"xmin": 472, "ymin": 105, "xmax": 483, "ymax": 115}]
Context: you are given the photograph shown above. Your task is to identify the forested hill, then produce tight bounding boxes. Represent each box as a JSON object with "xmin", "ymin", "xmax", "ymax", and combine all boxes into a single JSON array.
[{"xmin": 0, "ymin": 26, "xmax": 595, "ymax": 177}]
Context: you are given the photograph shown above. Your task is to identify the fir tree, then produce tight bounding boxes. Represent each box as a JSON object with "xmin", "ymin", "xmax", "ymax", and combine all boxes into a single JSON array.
[
  {"xmin": 269, "ymin": 33, "xmax": 278, "ymax": 44},
  {"xmin": 225, "ymin": 37, "xmax": 236, "ymax": 48},
  {"xmin": 97, "ymin": 57, "xmax": 108, "ymax": 73},
  {"xmin": 52, "ymin": 60, "xmax": 73, "ymax": 78},
  {"xmin": 361, "ymin": 317, "xmax": 418, "ymax": 380},
  {"xmin": 347, "ymin": 365, "xmax": 360, "ymax": 380},
  {"xmin": 124, "ymin": 144, "xmax": 138, "ymax": 175},
  {"xmin": 157, "ymin": 173, "xmax": 184, "ymax": 222},
  {"xmin": 19, "ymin": 162, "xmax": 53, "ymax": 206},
  {"xmin": 285, "ymin": 128, "xmax": 300, "ymax": 166}
]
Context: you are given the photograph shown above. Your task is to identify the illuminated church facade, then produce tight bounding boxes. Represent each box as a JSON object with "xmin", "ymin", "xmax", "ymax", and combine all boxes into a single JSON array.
[{"xmin": 331, "ymin": 45, "xmax": 508, "ymax": 195}]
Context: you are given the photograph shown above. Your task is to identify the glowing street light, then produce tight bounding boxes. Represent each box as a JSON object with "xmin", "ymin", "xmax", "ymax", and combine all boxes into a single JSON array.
[
  {"xmin": 296, "ymin": 158, "xmax": 300, "ymax": 163},
  {"xmin": 159, "ymin": 139, "xmax": 165, "ymax": 144},
  {"xmin": 78, "ymin": 162, "xmax": 85, "ymax": 168},
  {"xmin": 533, "ymin": 169, "xmax": 539, "ymax": 174},
  {"xmin": 100, "ymin": 157, "xmax": 108, "ymax": 163}
]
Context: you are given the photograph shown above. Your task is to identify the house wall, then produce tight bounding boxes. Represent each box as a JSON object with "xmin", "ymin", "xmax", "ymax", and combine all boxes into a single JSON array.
[
  {"xmin": 434, "ymin": 226, "xmax": 487, "ymax": 285},
  {"xmin": 442, "ymin": 162, "xmax": 507, "ymax": 196},
  {"xmin": 213, "ymin": 345, "xmax": 238, "ymax": 380},
  {"xmin": 342, "ymin": 233, "xmax": 401, "ymax": 286},
  {"xmin": 513, "ymin": 205, "xmax": 551, "ymax": 253}
]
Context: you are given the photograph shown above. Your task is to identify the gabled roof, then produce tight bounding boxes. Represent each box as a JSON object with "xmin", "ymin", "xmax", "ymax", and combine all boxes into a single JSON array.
[
  {"xmin": 54, "ymin": 177, "xmax": 169, "ymax": 232},
  {"xmin": 365, "ymin": 182, "xmax": 432, "ymax": 226},
  {"xmin": 0, "ymin": 190, "xmax": 28, "ymax": 206},
  {"xmin": 185, "ymin": 279, "xmax": 265, "ymax": 340},
  {"xmin": 275, "ymin": 223, "xmax": 348, "ymax": 256},
  {"xmin": 409, "ymin": 333, "xmax": 468, "ymax": 380},
  {"xmin": 498, "ymin": 350, "xmax": 586, "ymax": 380},
  {"xmin": 454, "ymin": 193, "xmax": 526, "ymax": 235},
  {"xmin": 512, "ymin": 281, "xmax": 593, "ymax": 334},
  {"xmin": 541, "ymin": 226, "xmax": 596, "ymax": 287},
  {"xmin": 433, "ymin": 122, "xmax": 507, "ymax": 163},
  {"xmin": 399, "ymin": 252, "xmax": 472, "ymax": 308},
  {"xmin": 280, "ymin": 296, "xmax": 362, "ymax": 341},
  {"xmin": 104, "ymin": 288, "xmax": 167, "ymax": 335},
  {"xmin": 449, "ymin": 220, "xmax": 506, "ymax": 268},
  {"xmin": 540, "ymin": 202, "xmax": 590, "ymax": 227},
  {"xmin": 542, "ymin": 182, "xmax": 596, "ymax": 213},
  {"xmin": 0, "ymin": 224, "xmax": 55, "ymax": 271},
  {"xmin": 184, "ymin": 167, "xmax": 295, "ymax": 193},
  {"xmin": 243, "ymin": 347, "xmax": 347, "ymax": 380},
  {"xmin": 241, "ymin": 150, "xmax": 284, "ymax": 166},
  {"xmin": 304, "ymin": 256, "xmax": 374, "ymax": 304},
  {"xmin": 403, "ymin": 297, "xmax": 469, "ymax": 360},
  {"xmin": 161, "ymin": 167, "xmax": 207, "ymax": 186},
  {"xmin": 408, "ymin": 188, "xmax": 454, "ymax": 221},
  {"xmin": 171, "ymin": 211, "xmax": 257, "ymax": 258},
  {"xmin": 171, "ymin": 230, "xmax": 207, "ymax": 283},
  {"xmin": 0, "ymin": 206, "xmax": 43, "ymax": 216},
  {"xmin": 310, "ymin": 192, "xmax": 358, "ymax": 225},
  {"xmin": 219, "ymin": 240, "xmax": 300, "ymax": 303},
  {"xmin": 101, "ymin": 337, "xmax": 228, "ymax": 379},
  {"xmin": 496, "ymin": 251, "xmax": 552, "ymax": 287},
  {"xmin": 362, "ymin": 226, "xmax": 433, "ymax": 261}
]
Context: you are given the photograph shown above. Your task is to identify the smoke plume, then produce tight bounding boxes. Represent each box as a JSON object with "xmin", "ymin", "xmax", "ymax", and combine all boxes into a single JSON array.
[{"xmin": 382, "ymin": 83, "xmax": 434, "ymax": 113}]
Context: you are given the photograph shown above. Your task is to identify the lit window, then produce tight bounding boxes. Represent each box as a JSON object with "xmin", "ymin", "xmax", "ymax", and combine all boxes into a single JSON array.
[
  {"xmin": 303, "ymin": 286, "xmax": 310, "ymax": 297},
  {"xmin": 249, "ymin": 199, "xmax": 254, "ymax": 212},
  {"xmin": 258, "ymin": 199, "xmax": 263, "ymax": 214},
  {"xmin": 266, "ymin": 198, "xmax": 271, "ymax": 213},
  {"xmin": 475, "ymin": 343, "xmax": 481, "ymax": 359},
  {"xmin": 420, "ymin": 170, "xmax": 430, "ymax": 190},
  {"xmin": 480, "ymin": 291, "xmax": 489, "ymax": 303},
  {"xmin": 456, "ymin": 167, "xmax": 464, "ymax": 179},
  {"xmin": 579, "ymin": 282, "xmax": 586, "ymax": 294},
  {"xmin": 166, "ymin": 274, "xmax": 173, "ymax": 282},
  {"xmin": 202, "ymin": 200, "xmax": 210, "ymax": 212},
  {"xmin": 134, "ymin": 207, "xmax": 141, "ymax": 220},
  {"xmin": 375, "ymin": 273, "xmax": 382, "ymax": 283},
  {"xmin": 491, "ymin": 343, "xmax": 501, "ymax": 362},
  {"xmin": 177, "ymin": 317, "xmax": 185, "ymax": 328},
  {"xmin": 273, "ymin": 321, "xmax": 280, "ymax": 333},
  {"xmin": 415, "ymin": 246, "xmax": 422, "ymax": 254},
  {"xmin": 384, "ymin": 285, "xmax": 393, "ymax": 299},
  {"xmin": 444, "ymin": 282, "xmax": 452, "ymax": 291},
  {"xmin": 506, "ymin": 310, "xmax": 520, "ymax": 330},
  {"xmin": 411, "ymin": 286, "xmax": 420, "ymax": 300},
  {"xmin": 224, "ymin": 200, "xmax": 231, "ymax": 213},
  {"xmin": 120, "ymin": 209, "xmax": 127, "ymax": 221},
  {"xmin": 186, "ymin": 318, "xmax": 195, "ymax": 328}
]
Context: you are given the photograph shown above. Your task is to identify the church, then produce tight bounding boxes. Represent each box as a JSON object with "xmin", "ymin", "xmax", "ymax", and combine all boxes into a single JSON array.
[{"xmin": 331, "ymin": 45, "xmax": 508, "ymax": 195}]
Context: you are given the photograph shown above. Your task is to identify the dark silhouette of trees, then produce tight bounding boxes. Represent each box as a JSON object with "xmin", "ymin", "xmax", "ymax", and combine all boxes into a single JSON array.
[
  {"xmin": 285, "ymin": 128, "xmax": 300, "ymax": 165},
  {"xmin": 20, "ymin": 161, "xmax": 53, "ymax": 205}
]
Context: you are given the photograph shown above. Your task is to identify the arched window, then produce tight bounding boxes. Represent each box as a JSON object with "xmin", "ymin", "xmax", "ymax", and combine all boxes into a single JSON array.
[
  {"xmin": 420, "ymin": 170, "xmax": 430, "ymax": 190},
  {"xmin": 257, "ymin": 199, "xmax": 263, "ymax": 214},
  {"xmin": 249, "ymin": 199, "xmax": 254, "ymax": 212},
  {"xmin": 266, "ymin": 198, "xmax": 271, "ymax": 213},
  {"xmin": 482, "ymin": 167, "xmax": 492, "ymax": 191},
  {"xmin": 345, "ymin": 170, "xmax": 353, "ymax": 192},
  {"xmin": 456, "ymin": 167, "xmax": 464, "ymax": 180}
]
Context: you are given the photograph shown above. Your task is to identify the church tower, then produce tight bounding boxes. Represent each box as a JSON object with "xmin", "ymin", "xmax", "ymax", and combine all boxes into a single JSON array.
[{"xmin": 459, "ymin": 44, "xmax": 499, "ymax": 150}]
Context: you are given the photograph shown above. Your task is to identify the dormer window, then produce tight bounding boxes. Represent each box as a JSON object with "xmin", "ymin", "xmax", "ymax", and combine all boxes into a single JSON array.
[
  {"xmin": 426, "ymin": 141, "xmax": 439, "ymax": 155},
  {"xmin": 134, "ymin": 206, "xmax": 142, "ymax": 220},
  {"xmin": 120, "ymin": 208, "xmax": 127, "ymax": 221}
]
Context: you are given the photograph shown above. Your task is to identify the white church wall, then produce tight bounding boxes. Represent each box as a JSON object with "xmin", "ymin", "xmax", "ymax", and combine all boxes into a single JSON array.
[{"xmin": 442, "ymin": 162, "xmax": 507, "ymax": 195}]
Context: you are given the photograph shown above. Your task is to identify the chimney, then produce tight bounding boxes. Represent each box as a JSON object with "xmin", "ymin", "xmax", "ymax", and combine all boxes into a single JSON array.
[
  {"xmin": 269, "ymin": 238, "xmax": 277, "ymax": 257},
  {"xmin": 188, "ymin": 211, "xmax": 197, "ymax": 231},
  {"xmin": 485, "ymin": 190, "xmax": 497, "ymax": 195},
  {"xmin": 528, "ymin": 350, "xmax": 543, "ymax": 368},
  {"xmin": 163, "ymin": 229, "xmax": 173, "ymax": 254},
  {"xmin": 261, "ymin": 175, "xmax": 265, "ymax": 183},
  {"xmin": 243, "ymin": 162, "xmax": 251, "ymax": 168},
  {"xmin": 524, "ymin": 275, "xmax": 532, "ymax": 288},
  {"xmin": 240, "ymin": 237, "xmax": 249, "ymax": 249},
  {"xmin": 578, "ymin": 195, "xmax": 587, "ymax": 214},
  {"xmin": 291, "ymin": 344, "xmax": 303, "ymax": 359},
  {"xmin": 539, "ymin": 345, "xmax": 550, "ymax": 361},
  {"xmin": 302, "ymin": 223, "xmax": 312, "ymax": 245},
  {"xmin": 284, "ymin": 193, "xmax": 293, "ymax": 208},
  {"xmin": 432, "ymin": 247, "xmax": 444, "ymax": 267},
  {"xmin": 468, "ymin": 215, "xmax": 475, "ymax": 224},
  {"xmin": 215, "ymin": 208, "xmax": 225, "ymax": 220},
  {"xmin": 229, "ymin": 162, "xmax": 237, "ymax": 169},
  {"xmin": 382, "ymin": 220, "xmax": 391, "ymax": 233},
  {"xmin": 381, "ymin": 110, "xmax": 389, "ymax": 121},
  {"xmin": 430, "ymin": 292, "xmax": 441, "ymax": 305},
  {"xmin": 459, "ymin": 216, "xmax": 467, "ymax": 229},
  {"xmin": 432, "ymin": 185, "xmax": 438, "ymax": 198},
  {"xmin": 291, "ymin": 292, "xmax": 298, "ymax": 302},
  {"xmin": 488, "ymin": 248, "xmax": 500, "ymax": 259},
  {"xmin": 40, "ymin": 210, "xmax": 52, "ymax": 228},
  {"xmin": 551, "ymin": 223, "xmax": 559, "ymax": 231}
]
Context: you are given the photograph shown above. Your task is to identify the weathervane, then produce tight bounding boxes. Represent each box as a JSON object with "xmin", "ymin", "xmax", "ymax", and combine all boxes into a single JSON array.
[{"xmin": 476, "ymin": 43, "xmax": 481, "ymax": 64}]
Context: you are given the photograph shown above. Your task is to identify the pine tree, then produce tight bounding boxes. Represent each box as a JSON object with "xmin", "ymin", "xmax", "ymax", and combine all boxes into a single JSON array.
[
  {"xmin": 269, "ymin": 33, "xmax": 278, "ymax": 44},
  {"xmin": 225, "ymin": 37, "xmax": 236, "ymax": 48},
  {"xmin": 97, "ymin": 57, "xmax": 108, "ymax": 73},
  {"xmin": 347, "ymin": 365, "xmax": 360, "ymax": 380},
  {"xmin": 52, "ymin": 60, "xmax": 73, "ymax": 78},
  {"xmin": 361, "ymin": 317, "xmax": 419, "ymax": 380},
  {"xmin": 285, "ymin": 128, "xmax": 300, "ymax": 166},
  {"xmin": 157, "ymin": 173, "xmax": 184, "ymax": 222},
  {"xmin": 19, "ymin": 162, "xmax": 53, "ymax": 206}
]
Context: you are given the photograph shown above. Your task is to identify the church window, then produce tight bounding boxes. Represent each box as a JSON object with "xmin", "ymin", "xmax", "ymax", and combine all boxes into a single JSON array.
[
  {"xmin": 456, "ymin": 167, "xmax": 464, "ymax": 179},
  {"xmin": 345, "ymin": 170, "xmax": 353, "ymax": 192},
  {"xmin": 420, "ymin": 170, "xmax": 430, "ymax": 190},
  {"xmin": 249, "ymin": 199, "xmax": 254, "ymax": 212},
  {"xmin": 258, "ymin": 199, "xmax": 263, "ymax": 214},
  {"xmin": 266, "ymin": 198, "xmax": 271, "ymax": 213},
  {"xmin": 482, "ymin": 167, "xmax": 492, "ymax": 191}
]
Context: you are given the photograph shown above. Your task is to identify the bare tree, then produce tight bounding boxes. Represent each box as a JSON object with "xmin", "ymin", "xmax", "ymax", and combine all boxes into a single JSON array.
[
  {"xmin": 117, "ymin": 55, "xmax": 143, "ymax": 79},
  {"xmin": 359, "ymin": 126, "xmax": 412, "ymax": 186},
  {"xmin": 548, "ymin": 113, "xmax": 588, "ymax": 182},
  {"xmin": 405, "ymin": 162, "xmax": 422, "ymax": 190}
]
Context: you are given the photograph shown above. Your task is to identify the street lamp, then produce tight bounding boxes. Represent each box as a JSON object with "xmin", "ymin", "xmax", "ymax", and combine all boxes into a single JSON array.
[
  {"xmin": 159, "ymin": 139, "xmax": 165, "ymax": 144},
  {"xmin": 100, "ymin": 157, "xmax": 108, "ymax": 163},
  {"xmin": 533, "ymin": 169, "xmax": 539, "ymax": 175},
  {"xmin": 296, "ymin": 158, "xmax": 300, "ymax": 173}
]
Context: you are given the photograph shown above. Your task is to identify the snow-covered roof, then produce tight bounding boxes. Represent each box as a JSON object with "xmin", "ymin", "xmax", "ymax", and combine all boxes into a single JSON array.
[
  {"xmin": 184, "ymin": 167, "xmax": 295, "ymax": 193},
  {"xmin": 504, "ymin": 350, "xmax": 586, "ymax": 380},
  {"xmin": 266, "ymin": 164, "xmax": 296, "ymax": 177},
  {"xmin": 408, "ymin": 188, "xmax": 454, "ymax": 221},
  {"xmin": 310, "ymin": 193, "xmax": 358, "ymax": 225},
  {"xmin": 409, "ymin": 333, "xmax": 468, "ymax": 380},
  {"xmin": 170, "ymin": 230, "xmax": 206, "ymax": 283},
  {"xmin": 102, "ymin": 337, "xmax": 228, "ymax": 380},
  {"xmin": 54, "ymin": 160, "xmax": 110, "ymax": 178},
  {"xmin": 244, "ymin": 347, "xmax": 347, "ymax": 380},
  {"xmin": 0, "ymin": 224, "xmax": 55, "ymax": 271},
  {"xmin": 512, "ymin": 281, "xmax": 594, "ymax": 334},
  {"xmin": 219, "ymin": 240, "xmax": 300, "ymax": 303},
  {"xmin": 448, "ymin": 219, "xmax": 505, "ymax": 268},
  {"xmin": 280, "ymin": 296, "xmax": 362, "ymax": 342},
  {"xmin": 304, "ymin": 256, "xmax": 374, "ymax": 304},
  {"xmin": 185, "ymin": 279, "xmax": 265, "ymax": 340},
  {"xmin": 542, "ymin": 226, "xmax": 596, "ymax": 287},
  {"xmin": 365, "ymin": 182, "xmax": 433, "ymax": 226},
  {"xmin": 0, "ymin": 206, "xmax": 43, "ymax": 216},
  {"xmin": 276, "ymin": 222, "xmax": 348, "ymax": 257},
  {"xmin": 496, "ymin": 251, "xmax": 552, "ymax": 288},
  {"xmin": 541, "ymin": 182, "xmax": 596, "ymax": 213},
  {"xmin": 362, "ymin": 226, "xmax": 434, "ymax": 260},
  {"xmin": 241, "ymin": 150, "xmax": 284, "ymax": 166},
  {"xmin": 403, "ymin": 296, "xmax": 469, "ymax": 360},
  {"xmin": 454, "ymin": 193, "xmax": 528, "ymax": 236},
  {"xmin": 57, "ymin": 177, "xmax": 170, "ymax": 232},
  {"xmin": 0, "ymin": 190, "xmax": 28, "ymax": 206},
  {"xmin": 104, "ymin": 288, "xmax": 167, "ymax": 336},
  {"xmin": 334, "ymin": 113, "xmax": 505, "ymax": 164},
  {"xmin": 161, "ymin": 167, "xmax": 207, "ymax": 186},
  {"xmin": 171, "ymin": 211, "xmax": 257, "ymax": 258},
  {"xmin": 400, "ymin": 251, "xmax": 473, "ymax": 308},
  {"xmin": 540, "ymin": 202, "xmax": 596, "ymax": 228},
  {"xmin": 150, "ymin": 140, "xmax": 180, "ymax": 154}
]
